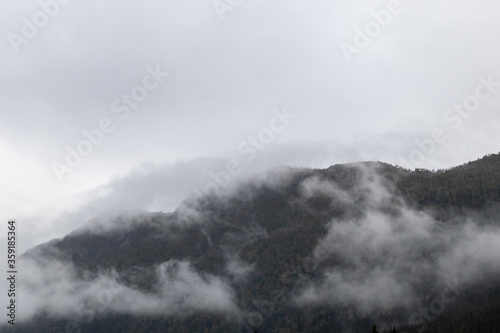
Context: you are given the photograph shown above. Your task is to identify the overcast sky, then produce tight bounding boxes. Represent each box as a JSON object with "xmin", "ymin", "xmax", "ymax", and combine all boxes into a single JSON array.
[{"xmin": 1, "ymin": 0, "xmax": 500, "ymax": 251}]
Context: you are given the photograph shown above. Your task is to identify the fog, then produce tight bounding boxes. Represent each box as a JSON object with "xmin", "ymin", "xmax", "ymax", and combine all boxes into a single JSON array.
[
  {"xmin": 17, "ymin": 253, "xmax": 239, "ymax": 322},
  {"xmin": 3, "ymin": 163, "xmax": 500, "ymax": 330},
  {"xmin": 294, "ymin": 164, "xmax": 500, "ymax": 320}
]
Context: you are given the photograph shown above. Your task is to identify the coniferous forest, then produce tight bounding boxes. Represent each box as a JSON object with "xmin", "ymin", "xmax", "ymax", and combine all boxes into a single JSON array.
[{"xmin": 4, "ymin": 153, "xmax": 500, "ymax": 333}]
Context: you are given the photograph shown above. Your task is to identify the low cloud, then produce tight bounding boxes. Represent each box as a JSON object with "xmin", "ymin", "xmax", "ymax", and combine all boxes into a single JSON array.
[
  {"xmin": 8, "ymin": 162, "xmax": 500, "ymax": 328},
  {"xmin": 294, "ymin": 164, "xmax": 500, "ymax": 316},
  {"xmin": 17, "ymin": 253, "xmax": 239, "ymax": 322}
]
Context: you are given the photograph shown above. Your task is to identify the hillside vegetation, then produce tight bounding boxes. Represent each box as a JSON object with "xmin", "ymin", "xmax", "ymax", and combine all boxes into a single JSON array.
[{"xmin": 7, "ymin": 153, "xmax": 500, "ymax": 333}]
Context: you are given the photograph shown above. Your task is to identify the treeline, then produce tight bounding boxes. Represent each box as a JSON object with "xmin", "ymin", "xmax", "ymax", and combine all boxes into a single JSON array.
[
  {"xmin": 7, "ymin": 153, "xmax": 500, "ymax": 333},
  {"xmin": 397, "ymin": 153, "xmax": 500, "ymax": 209}
]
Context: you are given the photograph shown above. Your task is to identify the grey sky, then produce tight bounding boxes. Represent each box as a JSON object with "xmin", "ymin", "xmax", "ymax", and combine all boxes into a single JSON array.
[{"xmin": 1, "ymin": 0, "xmax": 500, "ymax": 251}]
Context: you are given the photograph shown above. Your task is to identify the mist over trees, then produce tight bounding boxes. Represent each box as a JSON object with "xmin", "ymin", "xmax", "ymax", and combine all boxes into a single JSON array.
[{"xmin": 4, "ymin": 153, "xmax": 500, "ymax": 333}]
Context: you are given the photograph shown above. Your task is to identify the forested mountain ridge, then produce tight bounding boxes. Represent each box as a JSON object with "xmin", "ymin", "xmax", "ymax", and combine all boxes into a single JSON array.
[
  {"xmin": 397, "ymin": 153, "xmax": 500, "ymax": 209},
  {"xmin": 5, "ymin": 153, "xmax": 500, "ymax": 333}
]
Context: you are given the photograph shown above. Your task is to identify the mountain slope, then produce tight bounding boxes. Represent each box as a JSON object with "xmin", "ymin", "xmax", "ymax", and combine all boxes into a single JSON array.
[{"xmin": 5, "ymin": 154, "xmax": 500, "ymax": 333}]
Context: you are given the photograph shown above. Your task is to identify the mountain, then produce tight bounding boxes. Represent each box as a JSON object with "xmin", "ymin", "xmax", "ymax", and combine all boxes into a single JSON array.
[{"xmin": 4, "ymin": 153, "xmax": 500, "ymax": 333}]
